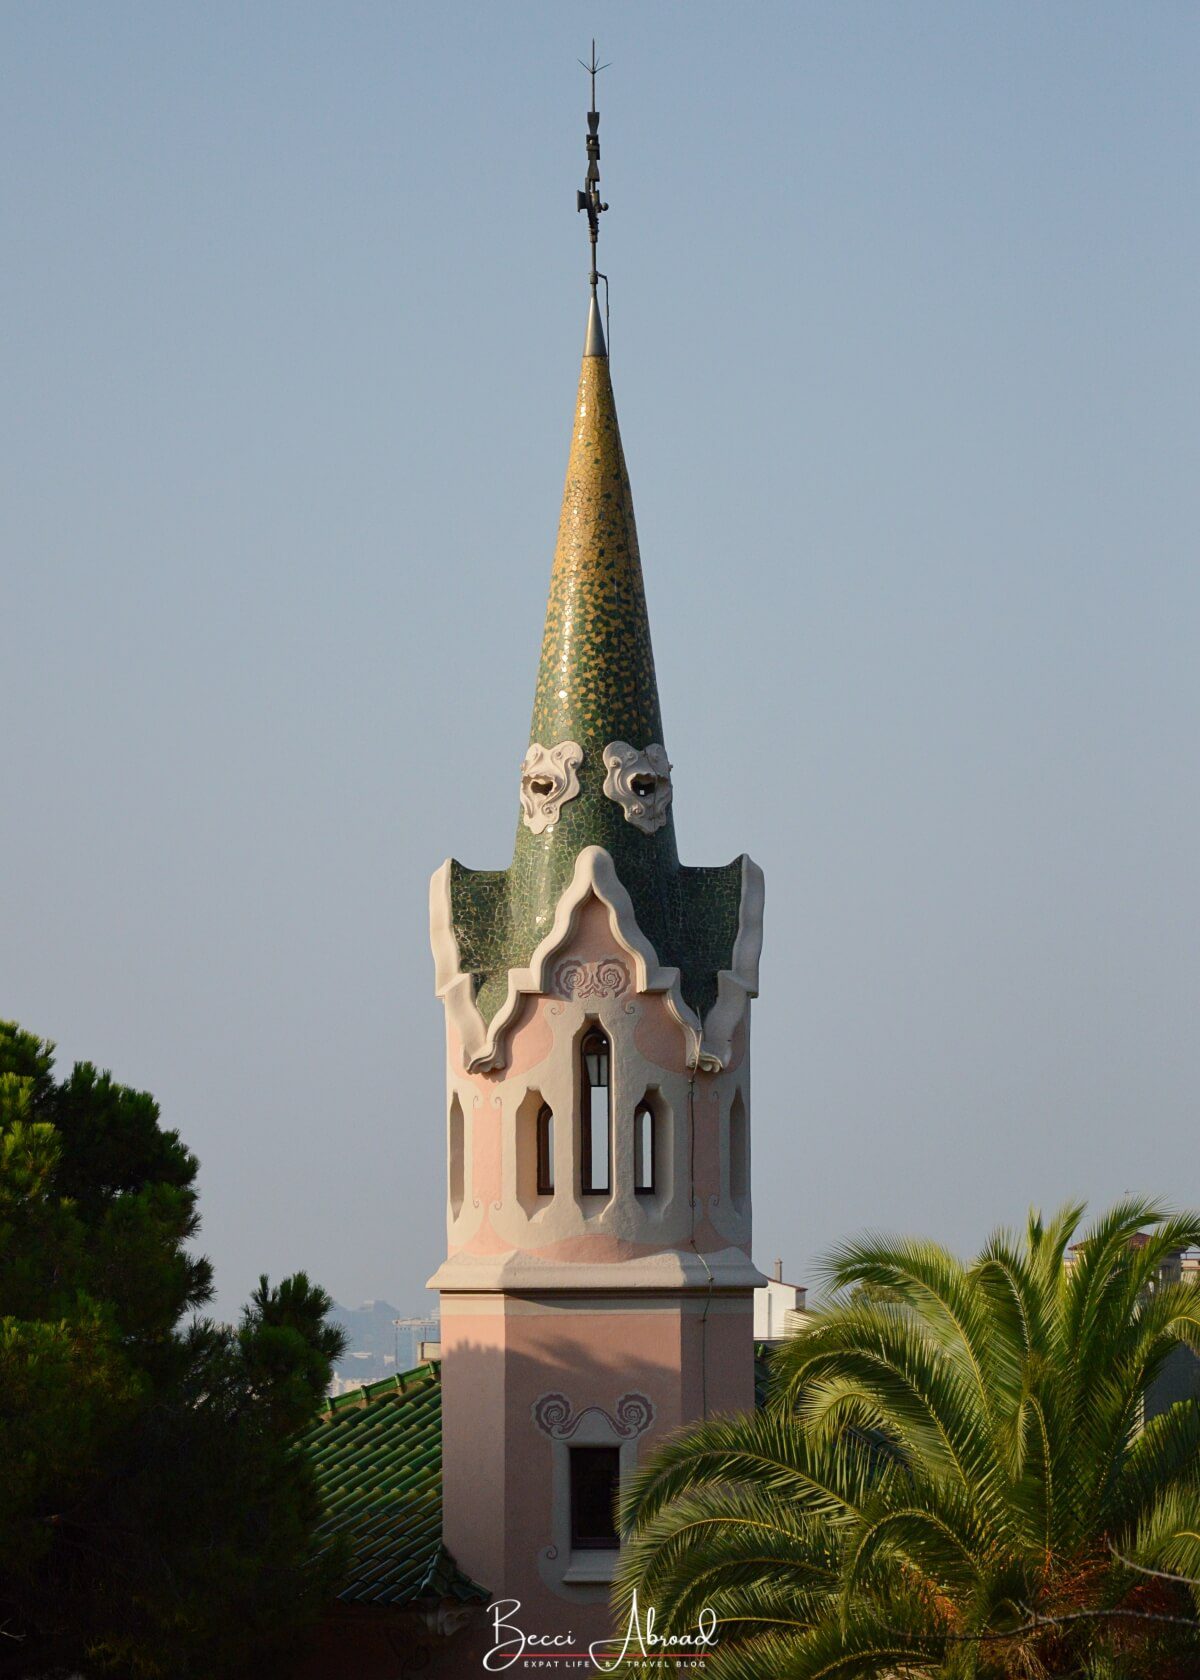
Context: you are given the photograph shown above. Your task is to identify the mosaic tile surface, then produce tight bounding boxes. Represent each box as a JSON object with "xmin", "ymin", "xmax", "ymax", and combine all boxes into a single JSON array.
[{"xmin": 447, "ymin": 340, "xmax": 748, "ymax": 1026}]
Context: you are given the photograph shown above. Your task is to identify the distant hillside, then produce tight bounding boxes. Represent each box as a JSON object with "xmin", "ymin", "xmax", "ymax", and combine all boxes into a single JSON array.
[{"xmin": 328, "ymin": 1299, "xmax": 438, "ymax": 1385}]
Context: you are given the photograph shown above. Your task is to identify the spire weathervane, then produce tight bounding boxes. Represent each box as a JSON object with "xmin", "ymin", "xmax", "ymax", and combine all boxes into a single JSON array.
[{"xmin": 576, "ymin": 40, "xmax": 610, "ymax": 296}]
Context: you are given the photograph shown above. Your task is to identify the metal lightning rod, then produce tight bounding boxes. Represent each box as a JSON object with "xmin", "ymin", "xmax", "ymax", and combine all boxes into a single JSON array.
[{"xmin": 576, "ymin": 41, "xmax": 611, "ymax": 347}]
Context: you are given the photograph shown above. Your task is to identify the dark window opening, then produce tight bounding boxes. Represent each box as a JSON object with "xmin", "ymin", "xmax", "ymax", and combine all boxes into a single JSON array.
[
  {"xmin": 449, "ymin": 1094, "xmax": 464, "ymax": 1219},
  {"xmin": 536, "ymin": 1102, "xmax": 554, "ymax": 1195},
  {"xmin": 634, "ymin": 1100, "xmax": 655, "ymax": 1194},
  {"xmin": 529, "ymin": 776, "xmax": 554, "ymax": 796},
  {"xmin": 631, "ymin": 775, "xmax": 657, "ymax": 799},
  {"xmin": 581, "ymin": 1028, "xmax": 611, "ymax": 1195},
  {"xmin": 569, "ymin": 1446, "xmax": 620, "ymax": 1550}
]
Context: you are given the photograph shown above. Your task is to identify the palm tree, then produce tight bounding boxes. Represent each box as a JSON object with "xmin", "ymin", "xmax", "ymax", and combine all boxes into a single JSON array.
[{"xmin": 616, "ymin": 1199, "xmax": 1200, "ymax": 1679}]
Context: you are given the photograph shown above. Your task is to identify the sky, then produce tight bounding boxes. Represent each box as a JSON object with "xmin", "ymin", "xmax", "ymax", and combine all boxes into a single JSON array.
[{"xmin": 3, "ymin": 2, "xmax": 1198, "ymax": 1321}]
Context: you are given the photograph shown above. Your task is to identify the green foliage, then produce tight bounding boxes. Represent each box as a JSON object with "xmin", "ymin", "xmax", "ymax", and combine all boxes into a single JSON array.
[
  {"xmin": 0, "ymin": 1021, "xmax": 348, "ymax": 1679},
  {"xmin": 617, "ymin": 1199, "xmax": 1200, "ymax": 1679}
]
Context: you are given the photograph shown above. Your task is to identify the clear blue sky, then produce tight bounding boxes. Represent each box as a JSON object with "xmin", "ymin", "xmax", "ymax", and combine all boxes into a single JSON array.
[{"xmin": 3, "ymin": 3, "xmax": 1197, "ymax": 1319}]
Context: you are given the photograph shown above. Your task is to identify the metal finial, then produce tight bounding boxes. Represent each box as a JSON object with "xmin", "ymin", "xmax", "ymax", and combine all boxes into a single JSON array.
[{"xmin": 576, "ymin": 40, "xmax": 610, "ymax": 295}]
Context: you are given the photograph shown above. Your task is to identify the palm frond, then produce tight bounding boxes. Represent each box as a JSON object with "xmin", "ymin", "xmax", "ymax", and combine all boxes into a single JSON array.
[
  {"xmin": 1115, "ymin": 1396, "xmax": 1200, "ymax": 1520},
  {"xmin": 617, "ymin": 1196, "xmax": 1200, "ymax": 1679},
  {"xmin": 841, "ymin": 1500, "xmax": 983, "ymax": 1599},
  {"xmin": 1126, "ymin": 1484, "xmax": 1200, "ymax": 1611},
  {"xmin": 776, "ymin": 1301, "xmax": 998, "ymax": 1500},
  {"xmin": 617, "ymin": 1407, "xmax": 874, "ymax": 1537}
]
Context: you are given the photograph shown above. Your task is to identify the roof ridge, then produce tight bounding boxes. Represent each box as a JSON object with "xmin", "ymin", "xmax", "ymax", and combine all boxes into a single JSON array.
[{"xmin": 322, "ymin": 1361, "xmax": 438, "ymax": 1418}]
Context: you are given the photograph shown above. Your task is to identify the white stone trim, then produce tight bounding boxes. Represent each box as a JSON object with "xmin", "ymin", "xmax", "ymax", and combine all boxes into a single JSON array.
[
  {"xmin": 427, "ymin": 1244, "xmax": 766, "ymax": 1294},
  {"xmin": 438, "ymin": 1290, "xmax": 758, "ymax": 1317},
  {"xmin": 601, "ymin": 741, "xmax": 673, "ymax": 833},
  {"xmin": 429, "ymin": 846, "xmax": 765, "ymax": 1075},
  {"xmin": 520, "ymin": 740, "xmax": 584, "ymax": 834}
]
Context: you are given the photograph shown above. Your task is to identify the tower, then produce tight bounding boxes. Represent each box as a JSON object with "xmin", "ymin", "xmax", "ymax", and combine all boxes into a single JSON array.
[{"xmin": 428, "ymin": 68, "xmax": 765, "ymax": 1635}]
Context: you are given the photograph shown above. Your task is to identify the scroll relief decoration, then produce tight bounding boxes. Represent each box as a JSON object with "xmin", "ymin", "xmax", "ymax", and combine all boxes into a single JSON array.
[
  {"xmin": 602, "ymin": 741, "xmax": 673, "ymax": 834},
  {"xmin": 520, "ymin": 740, "xmax": 583, "ymax": 834},
  {"xmin": 531, "ymin": 1392, "xmax": 655, "ymax": 1440},
  {"xmin": 553, "ymin": 956, "xmax": 630, "ymax": 1001}
]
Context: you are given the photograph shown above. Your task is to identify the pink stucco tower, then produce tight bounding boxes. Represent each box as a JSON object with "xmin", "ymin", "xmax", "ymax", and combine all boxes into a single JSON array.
[{"xmin": 428, "ymin": 88, "xmax": 765, "ymax": 1641}]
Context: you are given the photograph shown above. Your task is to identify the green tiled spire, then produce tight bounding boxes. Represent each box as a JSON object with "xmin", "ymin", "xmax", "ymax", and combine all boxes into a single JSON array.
[
  {"xmin": 512, "ymin": 326, "xmax": 679, "ymax": 927},
  {"xmin": 444, "ymin": 307, "xmax": 746, "ymax": 1030}
]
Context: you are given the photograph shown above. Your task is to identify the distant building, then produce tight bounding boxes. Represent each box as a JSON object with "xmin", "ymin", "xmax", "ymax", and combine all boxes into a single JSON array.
[
  {"xmin": 754, "ymin": 1260, "xmax": 811, "ymax": 1341},
  {"xmin": 326, "ymin": 1300, "xmax": 438, "ymax": 1394},
  {"xmin": 327, "ymin": 1357, "xmax": 394, "ymax": 1400}
]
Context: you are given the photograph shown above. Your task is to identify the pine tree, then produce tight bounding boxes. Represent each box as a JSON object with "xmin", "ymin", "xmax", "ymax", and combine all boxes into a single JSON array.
[{"xmin": 0, "ymin": 1021, "xmax": 347, "ymax": 1679}]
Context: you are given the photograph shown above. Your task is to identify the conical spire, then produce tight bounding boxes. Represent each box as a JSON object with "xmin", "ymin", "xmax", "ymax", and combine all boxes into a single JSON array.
[
  {"xmin": 512, "ymin": 308, "xmax": 678, "ymax": 916},
  {"xmin": 529, "ymin": 329, "xmax": 663, "ymax": 765},
  {"xmin": 435, "ymin": 60, "xmax": 755, "ymax": 1048},
  {"xmin": 526, "ymin": 42, "xmax": 659, "ymax": 773}
]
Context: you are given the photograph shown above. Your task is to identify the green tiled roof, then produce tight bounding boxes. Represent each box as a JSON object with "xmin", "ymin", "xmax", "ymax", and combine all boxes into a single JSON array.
[{"xmin": 302, "ymin": 1364, "xmax": 487, "ymax": 1608}]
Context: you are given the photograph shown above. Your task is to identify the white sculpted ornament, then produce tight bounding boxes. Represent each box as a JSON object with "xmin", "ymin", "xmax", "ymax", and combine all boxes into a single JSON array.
[
  {"xmin": 602, "ymin": 741, "xmax": 673, "ymax": 834},
  {"xmin": 520, "ymin": 741, "xmax": 583, "ymax": 834}
]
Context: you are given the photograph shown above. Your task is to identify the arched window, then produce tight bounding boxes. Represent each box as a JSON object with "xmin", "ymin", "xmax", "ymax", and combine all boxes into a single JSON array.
[
  {"xmin": 633, "ymin": 1099, "xmax": 655, "ymax": 1195},
  {"xmin": 580, "ymin": 1028, "xmax": 611, "ymax": 1195},
  {"xmin": 536, "ymin": 1102, "xmax": 555, "ymax": 1195},
  {"xmin": 448, "ymin": 1094, "xmax": 464, "ymax": 1220}
]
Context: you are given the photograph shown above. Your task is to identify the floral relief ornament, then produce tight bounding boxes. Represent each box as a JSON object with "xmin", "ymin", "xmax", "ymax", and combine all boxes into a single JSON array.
[
  {"xmin": 553, "ymin": 957, "xmax": 630, "ymax": 1000},
  {"xmin": 602, "ymin": 742, "xmax": 673, "ymax": 834},
  {"xmin": 520, "ymin": 740, "xmax": 583, "ymax": 834},
  {"xmin": 531, "ymin": 1392, "xmax": 655, "ymax": 1439}
]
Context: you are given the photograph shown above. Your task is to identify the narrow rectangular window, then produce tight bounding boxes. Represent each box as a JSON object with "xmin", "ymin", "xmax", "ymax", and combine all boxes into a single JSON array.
[
  {"xmin": 449, "ymin": 1094, "xmax": 464, "ymax": 1220},
  {"xmin": 569, "ymin": 1446, "xmax": 620, "ymax": 1550},
  {"xmin": 581, "ymin": 1029, "xmax": 611, "ymax": 1195},
  {"xmin": 634, "ymin": 1100, "xmax": 655, "ymax": 1194},
  {"xmin": 536, "ymin": 1103, "xmax": 554, "ymax": 1195}
]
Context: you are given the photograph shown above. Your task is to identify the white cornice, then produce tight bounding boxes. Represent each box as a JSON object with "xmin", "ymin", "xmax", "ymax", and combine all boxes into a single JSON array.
[
  {"xmin": 427, "ymin": 1245, "xmax": 768, "ymax": 1293},
  {"xmin": 429, "ymin": 845, "xmax": 764, "ymax": 1075}
]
